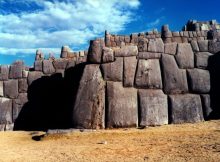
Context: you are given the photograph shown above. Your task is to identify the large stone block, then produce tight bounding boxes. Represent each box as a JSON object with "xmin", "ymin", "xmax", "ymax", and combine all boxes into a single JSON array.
[
  {"xmin": 164, "ymin": 43, "xmax": 177, "ymax": 55},
  {"xmin": 4, "ymin": 80, "xmax": 18, "ymax": 99},
  {"xmin": 0, "ymin": 65, "xmax": 9, "ymax": 81},
  {"xmin": 200, "ymin": 94, "xmax": 212, "ymax": 120},
  {"xmin": 101, "ymin": 57, "xmax": 123, "ymax": 81},
  {"xmin": 175, "ymin": 43, "xmax": 194, "ymax": 69},
  {"xmin": 161, "ymin": 54, "xmax": 188, "ymax": 94},
  {"xmin": 13, "ymin": 93, "xmax": 28, "ymax": 122},
  {"xmin": 72, "ymin": 65, "xmax": 105, "ymax": 129},
  {"xmin": 138, "ymin": 38, "xmax": 148, "ymax": 52},
  {"xmin": 208, "ymin": 40, "xmax": 220, "ymax": 53},
  {"xmin": 169, "ymin": 94, "xmax": 204, "ymax": 123},
  {"xmin": 9, "ymin": 61, "xmax": 24, "ymax": 79},
  {"xmin": 191, "ymin": 40, "xmax": 200, "ymax": 52},
  {"xmin": 138, "ymin": 89, "xmax": 168, "ymax": 126},
  {"xmin": 198, "ymin": 40, "xmax": 208, "ymax": 52},
  {"xmin": 102, "ymin": 47, "xmax": 114, "ymax": 63},
  {"xmin": 66, "ymin": 60, "xmax": 76, "ymax": 69},
  {"xmin": 106, "ymin": 82, "xmax": 138, "ymax": 128},
  {"xmin": 27, "ymin": 71, "xmax": 43, "ymax": 85},
  {"xmin": 0, "ymin": 81, "xmax": 3, "ymax": 97},
  {"xmin": 135, "ymin": 59, "xmax": 162, "ymax": 89},
  {"xmin": 187, "ymin": 69, "xmax": 210, "ymax": 93},
  {"xmin": 0, "ymin": 97, "xmax": 12, "ymax": 124},
  {"xmin": 148, "ymin": 38, "xmax": 164, "ymax": 53},
  {"xmin": 88, "ymin": 38, "xmax": 105, "ymax": 63},
  {"xmin": 123, "ymin": 57, "xmax": 137, "ymax": 87},
  {"xmin": 138, "ymin": 52, "xmax": 161, "ymax": 59},
  {"xmin": 18, "ymin": 79, "xmax": 28, "ymax": 93},
  {"xmin": 43, "ymin": 60, "xmax": 55, "ymax": 74},
  {"xmin": 114, "ymin": 45, "xmax": 138, "ymax": 57},
  {"xmin": 34, "ymin": 60, "xmax": 43, "ymax": 71},
  {"xmin": 195, "ymin": 52, "xmax": 212, "ymax": 69},
  {"xmin": 53, "ymin": 59, "xmax": 68, "ymax": 70}
]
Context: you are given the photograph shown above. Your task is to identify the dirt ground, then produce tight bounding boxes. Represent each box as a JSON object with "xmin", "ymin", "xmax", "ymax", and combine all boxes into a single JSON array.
[{"xmin": 0, "ymin": 120, "xmax": 219, "ymax": 162}]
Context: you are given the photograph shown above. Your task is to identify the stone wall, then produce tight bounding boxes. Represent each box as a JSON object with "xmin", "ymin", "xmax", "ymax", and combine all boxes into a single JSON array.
[{"xmin": 0, "ymin": 20, "xmax": 220, "ymax": 131}]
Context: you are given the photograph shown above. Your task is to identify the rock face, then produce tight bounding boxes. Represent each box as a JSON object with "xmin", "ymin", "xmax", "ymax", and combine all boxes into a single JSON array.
[
  {"xmin": 114, "ymin": 45, "xmax": 138, "ymax": 57},
  {"xmin": 34, "ymin": 60, "xmax": 43, "ymax": 71},
  {"xmin": 18, "ymin": 79, "xmax": 28, "ymax": 93},
  {"xmin": 53, "ymin": 59, "xmax": 68, "ymax": 70},
  {"xmin": 138, "ymin": 52, "xmax": 161, "ymax": 59},
  {"xmin": 138, "ymin": 89, "xmax": 168, "ymax": 126},
  {"xmin": 200, "ymin": 94, "xmax": 212, "ymax": 119},
  {"xmin": 164, "ymin": 42, "xmax": 177, "ymax": 55},
  {"xmin": 209, "ymin": 41, "xmax": 220, "ymax": 53},
  {"xmin": 198, "ymin": 40, "xmax": 208, "ymax": 52},
  {"xmin": 102, "ymin": 47, "xmax": 114, "ymax": 63},
  {"xmin": 3, "ymin": 80, "xmax": 18, "ymax": 99},
  {"xmin": 135, "ymin": 59, "xmax": 162, "ymax": 89},
  {"xmin": 72, "ymin": 65, "xmax": 105, "ymax": 129},
  {"xmin": 9, "ymin": 61, "xmax": 24, "ymax": 79},
  {"xmin": 88, "ymin": 39, "xmax": 105, "ymax": 63},
  {"xmin": 0, "ymin": 98, "xmax": 12, "ymax": 124},
  {"xmin": 0, "ymin": 66, "xmax": 9, "ymax": 81},
  {"xmin": 106, "ymin": 82, "xmax": 137, "ymax": 128},
  {"xmin": 123, "ymin": 57, "xmax": 137, "ymax": 87},
  {"xmin": 195, "ymin": 52, "xmax": 212, "ymax": 69},
  {"xmin": 13, "ymin": 93, "xmax": 28, "ymax": 122},
  {"xmin": 169, "ymin": 94, "xmax": 204, "ymax": 124},
  {"xmin": 0, "ymin": 81, "xmax": 3, "ymax": 97},
  {"xmin": 148, "ymin": 38, "xmax": 164, "ymax": 53},
  {"xmin": 27, "ymin": 71, "xmax": 43, "ymax": 85},
  {"xmin": 43, "ymin": 60, "xmax": 55, "ymax": 74}
]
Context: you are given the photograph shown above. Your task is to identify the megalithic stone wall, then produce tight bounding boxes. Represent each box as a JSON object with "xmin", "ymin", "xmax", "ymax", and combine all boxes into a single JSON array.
[{"xmin": 1, "ymin": 20, "xmax": 220, "ymax": 131}]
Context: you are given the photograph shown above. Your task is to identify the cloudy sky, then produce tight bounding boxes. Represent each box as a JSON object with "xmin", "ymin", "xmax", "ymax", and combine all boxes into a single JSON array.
[{"xmin": 0, "ymin": 0, "xmax": 220, "ymax": 65}]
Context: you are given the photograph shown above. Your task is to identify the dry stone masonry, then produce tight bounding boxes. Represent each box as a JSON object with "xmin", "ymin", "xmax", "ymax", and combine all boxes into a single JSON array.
[{"xmin": 0, "ymin": 20, "xmax": 220, "ymax": 131}]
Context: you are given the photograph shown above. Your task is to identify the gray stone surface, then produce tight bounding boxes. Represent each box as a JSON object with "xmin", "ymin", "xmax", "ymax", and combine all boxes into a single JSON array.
[
  {"xmin": 106, "ymin": 82, "xmax": 137, "ymax": 128},
  {"xmin": 191, "ymin": 40, "xmax": 200, "ymax": 52},
  {"xmin": 27, "ymin": 71, "xmax": 43, "ymax": 85},
  {"xmin": 72, "ymin": 65, "xmax": 105, "ymax": 129},
  {"xmin": 208, "ymin": 40, "xmax": 220, "ymax": 53},
  {"xmin": 0, "ymin": 97, "xmax": 12, "ymax": 124},
  {"xmin": 138, "ymin": 89, "xmax": 168, "ymax": 126},
  {"xmin": 138, "ymin": 38, "xmax": 148, "ymax": 52},
  {"xmin": 9, "ymin": 61, "xmax": 24, "ymax": 79},
  {"xmin": 0, "ymin": 81, "xmax": 3, "ymax": 97},
  {"xmin": 4, "ymin": 80, "xmax": 18, "ymax": 99},
  {"xmin": 0, "ymin": 124, "xmax": 5, "ymax": 131},
  {"xmin": 164, "ymin": 43, "xmax": 177, "ymax": 55},
  {"xmin": 175, "ymin": 43, "xmax": 194, "ymax": 69},
  {"xmin": 88, "ymin": 39, "xmax": 105, "ymax": 63},
  {"xmin": 34, "ymin": 60, "xmax": 43, "ymax": 71},
  {"xmin": 135, "ymin": 59, "xmax": 162, "ymax": 89},
  {"xmin": 169, "ymin": 94, "xmax": 204, "ymax": 123},
  {"xmin": 187, "ymin": 69, "xmax": 210, "ymax": 93},
  {"xmin": 0, "ymin": 65, "xmax": 9, "ymax": 81},
  {"xmin": 161, "ymin": 54, "xmax": 188, "ymax": 94},
  {"xmin": 114, "ymin": 45, "xmax": 138, "ymax": 57},
  {"xmin": 13, "ymin": 93, "xmax": 28, "ymax": 122},
  {"xmin": 18, "ymin": 79, "xmax": 28, "ymax": 93},
  {"xmin": 198, "ymin": 40, "xmax": 209, "ymax": 52},
  {"xmin": 101, "ymin": 57, "xmax": 123, "ymax": 81},
  {"xmin": 200, "ymin": 94, "xmax": 212, "ymax": 119},
  {"xmin": 43, "ymin": 60, "xmax": 55, "ymax": 74},
  {"xmin": 195, "ymin": 52, "xmax": 212, "ymax": 69},
  {"xmin": 22, "ymin": 70, "xmax": 29, "ymax": 78},
  {"xmin": 5, "ymin": 123, "xmax": 14, "ymax": 131},
  {"xmin": 138, "ymin": 52, "xmax": 161, "ymax": 59},
  {"xmin": 102, "ymin": 47, "xmax": 114, "ymax": 63},
  {"xmin": 66, "ymin": 60, "xmax": 76, "ymax": 69},
  {"xmin": 123, "ymin": 57, "xmax": 137, "ymax": 87},
  {"xmin": 53, "ymin": 59, "xmax": 68, "ymax": 70},
  {"xmin": 148, "ymin": 38, "xmax": 164, "ymax": 53}
]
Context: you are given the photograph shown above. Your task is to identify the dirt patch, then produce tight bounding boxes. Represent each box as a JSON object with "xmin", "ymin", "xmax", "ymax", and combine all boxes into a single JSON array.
[{"xmin": 0, "ymin": 120, "xmax": 220, "ymax": 162}]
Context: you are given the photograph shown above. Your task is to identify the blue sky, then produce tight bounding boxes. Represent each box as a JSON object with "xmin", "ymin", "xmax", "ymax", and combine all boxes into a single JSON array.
[{"xmin": 0, "ymin": 0, "xmax": 220, "ymax": 66}]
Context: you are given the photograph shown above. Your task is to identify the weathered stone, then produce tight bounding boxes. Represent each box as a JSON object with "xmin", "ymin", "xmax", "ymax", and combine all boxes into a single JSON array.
[
  {"xmin": 164, "ymin": 43, "xmax": 177, "ymax": 55},
  {"xmin": 172, "ymin": 32, "xmax": 180, "ymax": 37},
  {"xmin": 161, "ymin": 54, "xmax": 188, "ymax": 94},
  {"xmin": 124, "ymin": 35, "xmax": 130, "ymax": 43},
  {"xmin": 34, "ymin": 60, "xmax": 43, "ymax": 71},
  {"xmin": 18, "ymin": 79, "xmax": 28, "ymax": 93},
  {"xmin": 27, "ymin": 71, "xmax": 43, "ymax": 85},
  {"xmin": 200, "ymin": 94, "xmax": 212, "ymax": 120},
  {"xmin": 5, "ymin": 123, "xmax": 14, "ymax": 131},
  {"xmin": 138, "ymin": 38, "xmax": 148, "ymax": 52},
  {"xmin": 191, "ymin": 40, "xmax": 200, "ymax": 52},
  {"xmin": 131, "ymin": 33, "xmax": 138, "ymax": 44},
  {"xmin": 138, "ymin": 89, "xmax": 168, "ymax": 126},
  {"xmin": 72, "ymin": 65, "xmax": 105, "ymax": 129},
  {"xmin": 102, "ymin": 47, "xmax": 114, "ymax": 63},
  {"xmin": 0, "ymin": 124, "xmax": 5, "ymax": 131},
  {"xmin": 187, "ymin": 69, "xmax": 210, "ymax": 93},
  {"xmin": 209, "ymin": 40, "xmax": 220, "ymax": 53},
  {"xmin": 9, "ymin": 61, "xmax": 24, "ymax": 79},
  {"xmin": 138, "ymin": 52, "xmax": 161, "ymax": 59},
  {"xmin": 35, "ymin": 49, "xmax": 44, "ymax": 60},
  {"xmin": 195, "ymin": 52, "xmax": 212, "ymax": 69},
  {"xmin": 114, "ymin": 45, "xmax": 138, "ymax": 57},
  {"xmin": 123, "ymin": 57, "xmax": 137, "ymax": 87},
  {"xmin": 175, "ymin": 43, "xmax": 194, "ymax": 69},
  {"xmin": 0, "ymin": 97, "xmax": 12, "ymax": 124},
  {"xmin": 198, "ymin": 40, "xmax": 208, "ymax": 52},
  {"xmin": 0, "ymin": 81, "xmax": 3, "ymax": 97},
  {"xmin": 53, "ymin": 59, "xmax": 68, "ymax": 70},
  {"xmin": 66, "ymin": 60, "xmax": 76, "ymax": 69},
  {"xmin": 0, "ymin": 65, "xmax": 9, "ymax": 81},
  {"xmin": 4, "ymin": 80, "xmax": 18, "ymax": 99},
  {"xmin": 22, "ymin": 70, "xmax": 29, "ymax": 78},
  {"xmin": 88, "ymin": 38, "xmax": 105, "ymax": 63},
  {"xmin": 183, "ymin": 31, "xmax": 189, "ymax": 37},
  {"xmin": 172, "ymin": 37, "xmax": 183, "ymax": 43},
  {"xmin": 135, "ymin": 59, "xmax": 162, "ymax": 89},
  {"xmin": 106, "ymin": 82, "xmax": 137, "ymax": 128},
  {"xmin": 169, "ymin": 94, "xmax": 204, "ymax": 123},
  {"xmin": 101, "ymin": 57, "xmax": 123, "ymax": 81},
  {"xmin": 148, "ymin": 38, "xmax": 164, "ymax": 53},
  {"xmin": 13, "ymin": 93, "xmax": 28, "ymax": 122},
  {"xmin": 43, "ymin": 60, "xmax": 55, "ymax": 74}
]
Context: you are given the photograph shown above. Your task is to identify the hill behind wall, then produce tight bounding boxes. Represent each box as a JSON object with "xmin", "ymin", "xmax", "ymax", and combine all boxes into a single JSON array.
[{"xmin": 0, "ymin": 20, "xmax": 220, "ymax": 131}]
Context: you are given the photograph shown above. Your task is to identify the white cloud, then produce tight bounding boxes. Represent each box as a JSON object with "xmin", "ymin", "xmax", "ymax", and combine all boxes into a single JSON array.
[{"xmin": 0, "ymin": 0, "xmax": 140, "ymax": 56}]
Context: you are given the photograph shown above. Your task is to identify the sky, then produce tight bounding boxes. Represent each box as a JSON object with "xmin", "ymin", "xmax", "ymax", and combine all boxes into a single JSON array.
[{"xmin": 0, "ymin": 0, "xmax": 220, "ymax": 66}]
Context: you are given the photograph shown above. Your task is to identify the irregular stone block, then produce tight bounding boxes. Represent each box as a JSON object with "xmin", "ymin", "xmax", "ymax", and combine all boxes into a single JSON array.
[
  {"xmin": 138, "ymin": 38, "xmax": 148, "ymax": 52},
  {"xmin": 200, "ymin": 94, "xmax": 212, "ymax": 120},
  {"xmin": 27, "ymin": 71, "xmax": 43, "ymax": 85},
  {"xmin": 187, "ymin": 69, "xmax": 210, "ymax": 93},
  {"xmin": 72, "ymin": 65, "xmax": 105, "ymax": 129},
  {"xmin": 172, "ymin": 32, "xmax": 180, "ymax": 37},
  {"xmin": 164, "ymin": 43, "xmax": 177, "ymax": 55},
  {"xmin": 123, "ymin": 57, "xmax": 137, "ymax": 87},
  {"xmin": 5, "ymin": 123, "xmax": 14, "ymax": 131},
  {"xmin": 22, "ymin": 70, "xmax": 29, "ymax": 78},
  {"xmin": 101, "ymin": 57, "xmax": 123, "ymax": 81},
  {"xmin": 106, "ymin": 82, "xmax": 137, "ymax": 128},
  {"xmin": 0, "ymin": 97, "xmax": 12, "ymax": 124},
  {"xmin": 169, "ymin": 94, "xmax": 204, "ymax": 123},
  {"xmin": 161, "ymin": 54, "xmax": 188, "ymax": 94},
  {"xmin": 148, "ymin": 38, "xmax": 164, "ymax": 53},
  {"xmin": 13, "ymin": 93, "xmax": 28, "ymax": 122},
  {"xmin": 53, "ymin": 59, "xmax": 68, "ymax": 70},
  {"xmin": 138, "ymin": 52, "xmax": 161, "ymax": 59},
  {"xmin": 209, "ymin": 40, "xmax": 220, "ymax": 53},
  {"xmin": 9, "ymin": 61, "xmax": 24, "ymax": 79},
  {"xmin": 4, "ymin": 80, "xmax": 18, "ymax": 99},
  {"xmin": 88, "ymin": 38, "xmax": 105, "ymax": 63},
  {"xmin": 198, "ymin": 40, "xmax": 208, "ymax": 52},
  {"xmin": 66, "ymin": 60, "xmax": 76, "ymax": 69},
  {"xmin": 135, "ymin": 59, "xmax": 162, "ymax": 89},
  {"xmin": 0, "ymin": 124, "xmax": 5, "ymax": 131},
  {"xmin": 195, "ymin": 52, "xmax": 212, "ymax": 69},
  {"xmin": 0, "ymin": 81, "xmax": 3, "ymax": 97},
  {"xmin": 18, "ymin": 79, "xmax": 28, "ymax": 93},
  {"xmin": 102, "ymin": 47, "xmax": 114, "ymax": 63},
  {"xmin": 114, "ymin": 45, "xmax": 138, "ymax": 57},
  {"xmin": 43, "ymin": 60, "xmax": 55, "ymax": 74},
  {"xmin": 138, "ymin": 89, "xmax": 168, "ymax": 126},
  {"xmin": 175, "ymin": 43, "xmax": 194, "ymax": 69},
  {"xmin": 34, "ymin": 60, "xmax": 43, "ymax": 71},
  {"xmin": 0, "ymin": 65, "xmax": 9, "ymax": 81},
  {"xmin": 191, "ymin": 40, "xmax": 200, "ymax": 52}
]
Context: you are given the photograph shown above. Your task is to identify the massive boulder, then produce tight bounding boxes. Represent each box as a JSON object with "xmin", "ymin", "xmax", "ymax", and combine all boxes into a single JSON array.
[
  {"xmin": 164, "ymin": 42, "xmax": 177, "ymax": 55},
  {"xmin": 200, "ymin": 94, "xmax": 212, "ymax": 120},
  {"xmin": 3, "ymin": 80, "xmax": 18, "ymax": 99},
  {"xmin": 43, "ymin": 60, "xmax": 55, "ymax": 74},
  {"xmin": 72, "ymin": 65, "xmax": 105, "ymax": 129},
  {"xmin": 138, "ymin": 89, "xmax": 168, "ymax": 126},
  {"xmin": 34, "ymin": 60, "xmax": 43, "ymax": 71},
  {"xmin": 190, "ymin": 40, "xmax": 200, "ymax": 52},
  {"xmin": 0, "ymin": 98, "xmax": 12, "ymax": 124},
  {"xmin": 102, "ymin": 47, "xmax": 114, "ymax": 63},
  {"xmin": 27, "ymin": 71, "xmax": 43, "ymax": 85},
  {"xmin": 195, "ymin": 52, "xmax": 213, "ymax": 69},
  {"xmin": 114, "ymin": 45, "xmax": 138, "ymax": 57},
  {"xmin": 0, "ymin": 65, "xmax": 9, "ymax": 81},
  {"xmin": 106, "ymin": 82, "xmax": 137, "ymax": 128},
  {"xmin": 13, "ymin": 93, "xmax": 28, "ymax": 122},
  {"xmin": 138, "ymin": 52, "xmax": 161, "ymax": 59},
  {"xmin": 18, "ymin": 79, "xmax": 28, "ymax": 93},
  {"xmin": 198, "ymin": 40, "xmax": 209, "ymax": 52},
  {"xmin": 123, "ymin": 57, "xmax": 137, "ymax": 87},
  {"xmin": 53, "ymin": 59, "xmax": 68, "ymax": 70},
  {"xmin": 9, "ymin": 61, "xmax": 24, "ymax": 79},
  {"xmin": 169, "ymin": 94, "xmax": 204, "ymax": 124},
  {"xmin": 148, "ymin": 38, "xmax": 164, "ymax": 53}
]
